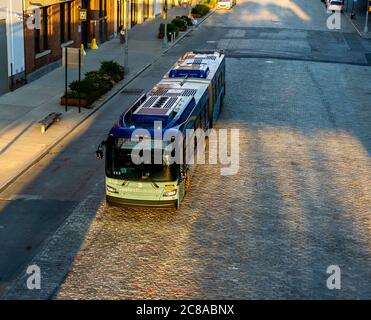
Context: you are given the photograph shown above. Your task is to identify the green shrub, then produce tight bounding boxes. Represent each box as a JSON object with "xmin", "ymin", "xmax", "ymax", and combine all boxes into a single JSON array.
[
  {"xmin": 69, "ymin": 77, "xmax": 96, "ymax": 95},
  {"xmin": 66, "ymin": 61, "xmax": 122, "ymax": 101},
  {"xmin": 191, "ymin": 4, "xmax": 210, "ymax": 16},
  {"xmin": 84, "ymin": 70, "xmax": 102, "ymax": 79},
  {"xmin": 158, "ymin": 23, "xmax": 179, "ymax": 40},
  {"xmin": 99, "ymin": 61, "xmax": 121, "ymax": 82},
  {"xmin": 168, "ymin": 22, "xmax": 179, "ymax": 34},
  {"xmin": 65, "ymin": 91, "xmax": 89, "ymax": 99},
  {"xmin": 69, "ymin": 73, "xmax": 111, "ymax": 98},
  {"xmin": 85, "ymin": 71, "xmax": 112, "ymax": 88},
  {"xmin": 171, "ymin": 17, "xmax": 187, "ymax": 32},
  {"xmin": 168, "ymin": 23, "xmax": 179, "ymax": 40}
]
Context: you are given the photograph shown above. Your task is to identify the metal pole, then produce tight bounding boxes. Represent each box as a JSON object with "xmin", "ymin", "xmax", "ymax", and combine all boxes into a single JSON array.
[
  {"xmin": 10, "ymin": 63, "xmax": 14, "ymax": 91},
  {"xmin": 163, "ymin": 0, "xmax": 168, "ymax": 48},
  {"xmin": 124, "ymin": 0, "xmax": 129, "ymax": 74},
  {"xmin": 364, "ymin": 1, "xmax": 369, "ymax": 33},
  {"xmin": 78, "ymin": 48, "xmax": 81, "ymax": 114},
  {"xmin": 65, "ymin": 47, "xmax": 68, "ymax": 112}
]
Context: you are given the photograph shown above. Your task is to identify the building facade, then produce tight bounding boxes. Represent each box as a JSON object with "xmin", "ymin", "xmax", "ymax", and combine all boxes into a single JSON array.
[
  {"xmin": 22, "ymin": 0, "xmax": 119, "ymax": 75},
  {"xmin": 0, "ymin": 0, "xmax": 25, "ymax": 95},
  {"xmin": 22, "ymin": 0, "xmax": 163, "ymax": 77}
]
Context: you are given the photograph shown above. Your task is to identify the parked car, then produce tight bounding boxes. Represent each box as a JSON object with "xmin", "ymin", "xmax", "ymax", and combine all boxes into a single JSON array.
[
  {"xmin": 327, "ymin": 0, "xmax": 344, "ymax": 13},
  {"xmin": 217, "ymin": 0, "xmax": 233, "ymax": 10}
]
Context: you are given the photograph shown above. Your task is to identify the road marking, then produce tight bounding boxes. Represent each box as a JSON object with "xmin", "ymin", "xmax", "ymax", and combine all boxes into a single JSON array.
[
  {"xmin": 226, "ymin": 29, "xmax": 246, "ymax": 38},
  {"xmin": 207, "ymin": 40, "xmax": 217, "ymax": 43}
]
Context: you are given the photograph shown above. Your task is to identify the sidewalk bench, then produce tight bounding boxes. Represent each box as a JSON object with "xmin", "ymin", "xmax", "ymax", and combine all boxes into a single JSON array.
[{"xmin": 39, "ymin": 112, "xmax": 62, "ymax": 133}]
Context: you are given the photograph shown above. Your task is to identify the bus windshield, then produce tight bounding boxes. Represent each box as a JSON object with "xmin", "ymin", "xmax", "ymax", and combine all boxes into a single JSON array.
[{"xmin": 106, "ymin": 147, "xmax": 178, "ymax": 182}]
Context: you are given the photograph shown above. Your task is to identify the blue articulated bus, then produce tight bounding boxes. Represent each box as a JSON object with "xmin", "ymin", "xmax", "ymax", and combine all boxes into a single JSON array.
[
  {"xmin": 96, "ymin": 50, "xmax": 226, "ymax": 209},
  {"xmin": 163, "ymin": 50, "xmax": 226, "ymax": 129}
]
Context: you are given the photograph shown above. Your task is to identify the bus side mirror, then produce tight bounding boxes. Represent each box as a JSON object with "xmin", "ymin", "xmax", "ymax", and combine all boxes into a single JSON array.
[
  {"xmin": 180, "ymin": 171, "xmax": 186, "ymax": 181},
  {"xmin": 96, "ymin": 140, "xmax": 106, "ymax": 159},
  {"xmin": 96, "ymin": 150, "xmax": 104, "ymax": 160}
]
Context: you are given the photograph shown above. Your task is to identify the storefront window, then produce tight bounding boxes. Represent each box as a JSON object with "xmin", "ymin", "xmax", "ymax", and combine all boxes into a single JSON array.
[
  {"xmin": 34, "ymin": 7, "xmax": 49, "ymax": 53},
  {"xmin": 60, "ymin": 1, "xmax": 72, "ymax": 43}
]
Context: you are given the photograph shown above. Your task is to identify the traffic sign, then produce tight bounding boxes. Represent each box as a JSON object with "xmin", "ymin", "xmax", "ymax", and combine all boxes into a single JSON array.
[
  {"xmin": 79, "ymin": 9, "xmax": 87, "ymax": 21},
  {"xmin": 62, "ymin": 48, "xmax": 84, "ymax": 68}
]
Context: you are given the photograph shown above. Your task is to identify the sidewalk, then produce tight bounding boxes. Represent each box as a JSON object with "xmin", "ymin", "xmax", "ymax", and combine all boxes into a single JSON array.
[
  {"xmin": 0, "ymin": 6, "xmax": 192, "ymax": 192},
  {"xmin": 344, "ymin": 5, "xmax": 371, "ymax": 39}
]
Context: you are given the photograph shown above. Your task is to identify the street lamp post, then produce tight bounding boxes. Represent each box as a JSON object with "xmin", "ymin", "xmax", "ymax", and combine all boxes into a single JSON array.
[
  {"xmin": 163, "ymin": 0, "xmax": 168, "ymax": 48},
  {"xmin": 364, "ymin": 0, "xmax": 370, "ymax": 33},
  {"xmin": 124, "ymin": 0, "xmax": 129, "ymax": 74}
]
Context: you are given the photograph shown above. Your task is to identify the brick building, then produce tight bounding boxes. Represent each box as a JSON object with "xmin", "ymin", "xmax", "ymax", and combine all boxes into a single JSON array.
[
  {"xmin": 0, "ymin": 0, "xmax": 25, "ymax": 95},
  {"xmin": 22, "ymin": 0, "xmax": 163, "ymax": 77}
]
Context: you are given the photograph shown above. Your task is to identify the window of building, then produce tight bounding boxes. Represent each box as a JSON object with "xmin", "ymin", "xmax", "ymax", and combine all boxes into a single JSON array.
[
  {"xmin": 34, "ymin": 7, "xmax": 49, "ymax": 54},
  {"xmin": 61, "ymin": 1, "xmax": 72, "ymax": 43}
]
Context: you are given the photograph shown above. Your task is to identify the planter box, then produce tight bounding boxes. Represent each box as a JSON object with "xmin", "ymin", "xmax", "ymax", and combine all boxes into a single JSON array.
[
  {"xmin": 60, "ymin": 94, "xmax": 99, "ymax": 109},
  {"xmin": 61, "ymin": 66, "xmax": 123, "ymax": 109}
]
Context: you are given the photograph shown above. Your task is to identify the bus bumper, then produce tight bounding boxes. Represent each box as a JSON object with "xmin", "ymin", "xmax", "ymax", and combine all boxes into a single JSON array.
[{"xmin": 106, "ymin": 195, "xmax": 177, "ymax": 209}]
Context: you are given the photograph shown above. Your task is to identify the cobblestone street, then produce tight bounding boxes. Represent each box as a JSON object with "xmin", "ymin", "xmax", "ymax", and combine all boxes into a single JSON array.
[
  {"xmin": 56, "ymin": 57, "xmax": 371, "ymax": 299},
  {"xmin": 1, "ymin": 0, "xmax": 370, "ymax": 300}
]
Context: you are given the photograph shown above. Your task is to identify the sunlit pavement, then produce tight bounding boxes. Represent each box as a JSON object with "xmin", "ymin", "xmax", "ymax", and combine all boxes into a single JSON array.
[{"xmin": 1, "ymin": 0, "xmax": 370, "ymax": 299}]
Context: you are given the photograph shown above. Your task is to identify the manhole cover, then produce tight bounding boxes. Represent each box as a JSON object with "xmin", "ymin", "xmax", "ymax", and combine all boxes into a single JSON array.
[{"xmin": 121, "ymin": 88, "xmax": 144, "ymax": 95}]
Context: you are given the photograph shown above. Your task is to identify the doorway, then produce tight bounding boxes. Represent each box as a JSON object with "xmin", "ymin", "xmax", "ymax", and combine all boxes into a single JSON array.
[
  {"xmin": 81, "ymin": 0, "xmax": 89, "ymax": 47},
  {"xmin": 131, "ymin": 0, "xmax": 138, "ymax": 26}
]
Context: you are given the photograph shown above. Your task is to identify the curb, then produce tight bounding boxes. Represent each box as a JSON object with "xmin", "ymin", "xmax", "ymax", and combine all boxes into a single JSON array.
[
  {"xmin": 163, "ymin": 8, "xmax": 216, "ymax": 53},
  {"xmin": 344, "ymin": 11, "xmax": 371, "ymax": 39},
  {"xmin": 0, "ymin": 8, "xmax": 216, "ymax": 194},
  {"xmin": 345, "ymin": 12, "xmax": 363, "ymax": 38}
]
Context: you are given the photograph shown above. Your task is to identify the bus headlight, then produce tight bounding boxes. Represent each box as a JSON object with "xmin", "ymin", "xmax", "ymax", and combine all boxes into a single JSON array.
[
  {"xmin": 163, "ymin": 189, "xmax": 177, "ymax": 197},
  {"xmin": 107, "ymin": 185, "xmax": 118, "ymax": 193}
]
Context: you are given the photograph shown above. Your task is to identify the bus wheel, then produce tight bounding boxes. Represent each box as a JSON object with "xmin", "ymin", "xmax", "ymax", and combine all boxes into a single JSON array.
[{"xmin": 176, "ymin": 198, "xmax": 181, "ymax": 210}]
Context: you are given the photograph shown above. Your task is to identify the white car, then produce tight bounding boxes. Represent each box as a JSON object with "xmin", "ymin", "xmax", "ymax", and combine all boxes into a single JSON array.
[
  {"xmin": 327, "ymin": 0, "xmax": 344, "ymax": 13},
  {"xmin": 217, "ymin": 0, "xmax": 233, "ymax": 10}
]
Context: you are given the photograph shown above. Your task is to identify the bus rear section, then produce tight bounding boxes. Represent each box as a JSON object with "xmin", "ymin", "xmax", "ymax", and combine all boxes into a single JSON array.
[{"xmin": 163, "ymin": 50, "xmax": 226, "ymax": 128}]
